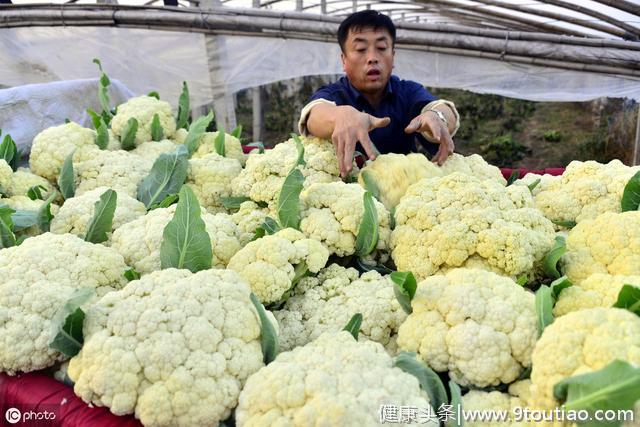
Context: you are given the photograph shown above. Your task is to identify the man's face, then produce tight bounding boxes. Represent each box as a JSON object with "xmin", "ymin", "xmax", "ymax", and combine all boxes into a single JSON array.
[{"xmin": 341, "ymin": 26, "xmax": 394, "ymax": 95}]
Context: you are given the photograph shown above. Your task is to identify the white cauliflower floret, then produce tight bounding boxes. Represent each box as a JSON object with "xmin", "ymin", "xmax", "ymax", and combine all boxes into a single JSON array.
[
  {"xmin": 0, "ymin": 233, "xmax": 128, "ymax": 374},
  {"xmin": 516, "ymin": 160, "xmax": 640, "ymax": 226},
  {"xmin": 235, "ymin": 331, "xmax": 438, "ymax": 427},
  {"xmin": 440, "ymin": 153, "xmax": 507, "ymax": 185},
  {"xmin": 397, "ymin": 268, "xmax": 538, "ymax": 388},
  {"xmin": 7, "ymin": 167, "xmax": 58, "ymax": 201},
  {"xmin": 110, "ymin": 205, "xmax": 242, "ymax": 274},
  {"xmin": 51, "ymin": 186, "xmax": 147, "ymax": 240},
  {"xmin": 231, "ymin": 136, "xmax": 343, "ymax": 211},
  {"xmin": 131, "ymin": 139, "xmax": 180, "ymax": 164},
  {"xmin": 227, "ymin": 228, "xmax": 329, "ymax": 304},
  {"xmin": 274, "ymin": 264, "xmax": 406, "ymax": 354},
  {"xmin": 561, "ymin": 211, "xmax": 640, "ymax": 284},
  {"xmin": 554, "ymin": 273, "xmax": 640, "ymax": 316},
  {"xmin": 179, "ymin": 130, "xmax": 245, "ymax": 166},
  {"xmin": 529, "ymin": 307, "xmax": 640, "ymax": 410},
  {"xmin": 391, "ymin": 173, "xmax": 555, "ymax": 280},
  {"xmin": 29, "ymin": 122, "xmax": 96, "ymax": 181},
  {"xmin": 462, "ymin": 382, "xmax": 531, "ymax": 427},
  {"xmin": 230, "ymin": 201, "xmax": 271, "ymax": 246},
  {"xmin": 0, "ymin": 159, "xmax": 12, "ymax": 195},
  {"xmin": 75, "ymin": 148, "xmax": 153, "ymax": 198},
  {"xmin": 186, "ymin": 153, "xmax": 242, "ymax": 214},
  {"xmin": 300, "ymin": 181, "xmax": 391, "ymax": 257},
  {"xmin": 111, "ymin": 96, "xmax": 176, "ymax": 145},
  {"xmin": 68, "ymin": 268, "xmax": 266, "ymax": 426}
]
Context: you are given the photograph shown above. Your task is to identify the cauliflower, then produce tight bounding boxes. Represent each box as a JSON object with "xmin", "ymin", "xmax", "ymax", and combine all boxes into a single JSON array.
[
  {"xmin": 462, "ymin": 381, "xmax": 531, "ymax": 427},
  {"xmin": 274, "ymin": 264, "xmax": 406, "ymax": 353},
  {"xmin": 231, "ymin": 136, "xmax": 343, "ymax": 211},
  {"xmin": 75, "ymin": 147, "xmax": 153, "ymax": 198},
  {"xmin": 227, "ymin": 228, "xmax": 329, "ymax": 304},
  {"xmin": 50, "ymin": 187, "xmax": 147, "ymax": 240},
  {"xmin": 515, "ymin": 160, "xmax": 640, "ymax": 226},
  {"xmin": 0, "ymin": 233, "xmax": 128, "ymax": 374},
  {"xmin": 110, "ymin": 96, "xmax": 176, "ymax": 145},
  {"xmin": 0, "ymin": 195, "xmax": 60, "ymax": 236},
  {"xmin": 179, "ymin": 130, "xmax": 245, "ymax": 166},
  {"xmin": 230, "ymin": 201, "xmax": 271, "ymax": 246},
  {"xmin": 29, "ymin": 122, "xmax": 96, "ymax": 181},
  {"xmin": 391, "ymin": 173, "xmax": 555, "ymax": 280},
  {"xmin": 561, "ymin": 211, "xmax": 640, "ymax": 284},
  {"xmin": 68, "ymin": 268, "xmax": 266, "ymax": 426},
  {"xmin": 397, "ymin": 268, "xmax": 538, "ymax": 388},
  {"xmin": 131, "ymin": 139, "xmax": 180, "ymax": 164},
  {"xmin": 300, "ymin": 181, "xmax": 391, "ymax": 257},
  {"xmin": 186, "ymin": 153, "xmax": 242, "ymax": 214},
  {"xmin": 554, "ymin": 273, "xmax": 640, "ymax": 316},
  {"xmin": 440, "ymin": 153, "xmax": 507, "ymax": 184},
  {"xmin": 111, "ymin": 205, "xmax": 242, "ymax": 275},
  {"xmin": 7, "ymin": 167, "xmax": 58, "ymax": 201},
  {"xmin": 0, "ymin": 159, "xmax": 12, "ymax": 195},
  {"xmin": 529, "ymin": 307, "xmax": 640, "ymax": 410},
  {"xmin": 235, "ymin": 331, "xmax": 438, "ymax": 427}
]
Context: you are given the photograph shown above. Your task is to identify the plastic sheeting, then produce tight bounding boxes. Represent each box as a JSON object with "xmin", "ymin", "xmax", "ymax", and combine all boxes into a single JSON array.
[{"xmin": 0, "ymin": 78, "xmax": 133, "ymax": 153}]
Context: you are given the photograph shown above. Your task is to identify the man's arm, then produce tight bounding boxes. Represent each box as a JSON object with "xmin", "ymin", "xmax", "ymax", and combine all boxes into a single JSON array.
[
  {"xmin": 405, "ymin": 99, "xmax": 460, "ymax": 165},
  {"xmin": 302, "ymin": 101, "xmax": 390, "ymax": 178}
]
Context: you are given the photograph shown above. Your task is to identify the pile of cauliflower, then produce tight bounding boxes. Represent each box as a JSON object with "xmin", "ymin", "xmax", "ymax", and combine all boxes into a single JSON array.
[{"xmin": 2, "ymin": 87, "xmax": 639, "ymax": 427}]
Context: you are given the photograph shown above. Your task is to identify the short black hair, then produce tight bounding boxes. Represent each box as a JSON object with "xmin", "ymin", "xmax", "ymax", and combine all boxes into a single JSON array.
[{"xmin": 337, "ymin": 10, "xmax": 396, "ymax": 53}]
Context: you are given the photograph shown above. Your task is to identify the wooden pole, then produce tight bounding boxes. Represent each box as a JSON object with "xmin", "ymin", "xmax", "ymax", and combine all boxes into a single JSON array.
[{"xmin": 634, "ymin": 104, "xmax": 640, "ymax": 166}]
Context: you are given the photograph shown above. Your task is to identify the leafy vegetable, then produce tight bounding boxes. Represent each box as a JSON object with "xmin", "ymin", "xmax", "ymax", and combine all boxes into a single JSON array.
[
  {"xmin": 360, "ymin": 170, "xmax": 381, "ymax": 201},
  {"xmin": 49, "ymin": 288, "xmax": 94, "ymax": 357},
  {"xmin": 120, "ymin": 117, "xmax": 138, "ymax": 151},
  {"xmin": 395, "ymin": 352, "xmax": 448, "ymax": 415},
  {"xmin": 94, "ymin": 118, "xmax": 109, "ymax": 150},
  {"xmin": 86, "ymin": 108, "xmax": 102, "ymax": 130},
  {"xmin": 516, "ymin": 275, "xmax": 528, "ymax": 286},
  {"xmin": 0, "ymin": 133, "xmax": 18, "ymax": 171},
  {"xmin": 291, "ymin": 133, "xmax": 306, "ymax": 168},
  {"xmin": 176, "ymin": 81, "xmax": 191, "ymax": 130},
  {"xmin": 506, "ymin": 169, "xmax": 520, "ymax": 186},
  {"xmin": 550, "ymin": 275, "xmax": 573, "ymax": 300},
  {"xmin": 214, "ymin": 127, "xmax": 226, "ymax": 157},
  {"xmin": 84, "ymin": 189, "xmax": 117, "ymax": 244},
  {"xmin": 147, "ymin": 91, "xmax": 160, "ymax": 99},
  {"xmin": 252, "ymin": 217, "xmax": 282, "ymax": 241},
  {"xmin": 527, "ymin": 178, "xmax": 541, "ymax": 192},
  {"xmin": 149, "ymin": 193, "xmax": 180, "ymax": 210},
  {"xmin": 250, "ymin": 293, "xmax": 279, "ymax": 364},
  {"xmin": 277, "ymin": 169, "xmax": 304, "ymax": 230},
  {"xmin": 160, "ymin": 185, "xmax": 212, "ymax": 273},
  {"xmin": 535, "ymin": 285, "xmax": 554, "ymax": 336},
  {"xmin": 92, "ymin": 58, "xmax": 112, "ymax": 123},
  {"xmin": 137, "ymin": 145, "xmax": 189, "ymax": 209},
  {"xmin": 554, "ymin": 360, "xmax": 640, "ymax": 427},
  {"xmin": 36, "ymin": 193, "xmax": 56, "ymax": 233},
  {"xmin": 342, "ymin": 313, "xmax": 363, "ymax": 340},
  {"xmin": 124, "ymin": 268, "xmax": 141, "ymax": 281},
  {"xmin": 621, "ymin": 171, "xmax": 640, "ymax": 212},
  {"xmin": 185, "ymin": 111, "xmax": 214, "ymax": 156},
  {"xmin": 245, "ymin": 141, "xmax": 265, "ymax": 154},
  {"xmin": 447, "ymin": 380, "xmax": 463, "ymax": 427},
  {"xmin": 390, "ymin": 271, "xmax": 417, "ymax": 314},
  {"xmin": 613, "ymin": 284, "xmax": 640, "ymax": 316},
  {"xmin": 220, "ymin": 196, "xmax": 252, "ymax": 211},
  {"xmin": 231, "ymin": 124, "xmax": 242, "ymax": 139},
  {"xmin": 58, "ymin": 152, "xmax": 76, "ymax": 200},
  {"xmin": 0, "ymin": 205, "xmax": 16, "ymax": 248},
  {"xmin": 27, "ymin": 185, "xmax": 47, "ymax": 201},
  {"xmin": 355, "ymin": 191, "xmax": 379, "ymax": 257},
  {"xmin": 551, "ymin": 219, "xmax": 577, "ymax": 229},
  {"xmin": 542, "ymin": 235, "xmax": 566, "ymax": 279},
  {"xmin": 151, "ymin": 113, "xmax": 164, "ymax": 141}
]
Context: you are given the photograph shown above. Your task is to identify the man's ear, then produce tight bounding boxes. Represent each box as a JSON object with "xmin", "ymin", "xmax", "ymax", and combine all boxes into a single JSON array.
[{"xmin": 341, "ymin": 52, "xmax": 346, "ymax": 72}]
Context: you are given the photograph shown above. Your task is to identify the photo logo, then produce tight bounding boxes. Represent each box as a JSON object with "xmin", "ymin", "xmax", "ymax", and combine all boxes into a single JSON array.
[{"xmin": 5, "ymin": 408, "xmax": 21, "ymax": 424}]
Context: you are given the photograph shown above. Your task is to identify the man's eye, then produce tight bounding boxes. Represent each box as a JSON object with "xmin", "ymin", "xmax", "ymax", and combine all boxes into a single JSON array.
[
  {"xmin": 377, "ymin": 46, "xmax": 387, "ymax": 51},
  {"xmin": 356, "ymin": 49, "xmax": 366, "ymax": 53}
]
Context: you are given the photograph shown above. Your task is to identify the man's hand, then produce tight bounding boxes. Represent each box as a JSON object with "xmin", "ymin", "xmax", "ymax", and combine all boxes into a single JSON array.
[
  {"xmin": 331, "ymin": 105, "xmax": 390, "ymax": 178},
  {"xmin": 404, "ymin": 109, "xmax": 455, "ymax": 166}
]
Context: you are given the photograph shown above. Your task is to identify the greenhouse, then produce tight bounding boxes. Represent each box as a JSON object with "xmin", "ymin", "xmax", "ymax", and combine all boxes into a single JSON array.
[{"xmin": 1, "ymin": 0, "xmax": 640, "ymax": 426}]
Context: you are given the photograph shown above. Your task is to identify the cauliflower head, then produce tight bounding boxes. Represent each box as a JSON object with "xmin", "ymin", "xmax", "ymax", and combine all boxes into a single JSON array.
[
  {"xmin": 230, "ymin": 200, "xmax": 271, "ymax": 246},
  {"xmin": 186, "ymin": 153, "xmax": 242, "ymax": 213},
  {"xmin": 185, "ymin": 130, "xmax": 245, "ymax": 166},
  {"xmin": 462, "ymin": 381, "xmax": 531, "ymax": 427},
  {"xmin": 231, "ymin": 136, "xmax": 342, "ymax": 211},
  {"xmin": 235, "ymin": 331, "xmax": 437, "ymax": 427},
  {"xmin": 358, "ymin": 153, "xmax": 443, "ymax": 211},
  {"xmin": 516, "ymin": 160, "xmax": 640, "ymax": 226},
  {"xmin": 300, "ymin": 181, "xmax": 391, "ymax": 257},
  {"xmin": 391, "ymin": 173, "xmax": 555, "ymax": 280},
  {"xmin": 561, "ymin": 211, "xmax": 640, "ymax": 284},
  {"xmin": 75, "ymin": 148, "xmax": 153, "ymax": 198},
  {"xmin": 131, "ymin": 139, "xmax": 181, "ymax": 164},
  {"xmin": 439, "ymin": 153, "xmax": 507, "ymax": 185},
  {"xmin": 110, "ymin": 205, "xmax": 242, "ymax": 275},
  {"xmin": 29, "ymin": 122, "xmax": 96, "ymax": 181},
  {"xmin": 7, "ymin": 167, "xmax": 58, "ymax": 201},
  {"xmin": 530, "ymin": 307, "xmax": 640, "ymax": 410},
  {"xmin": 227, "ymin": 228, "xmax": 329, "ymax": 304},
  {"xmin": 275, "ymin": 264, "xmax": 407, "ymax": 353},
  {"xmin": 554, "ymin": 273, "xmax": 640, "ymax": 317},
  {"xmin": 0, "ymin": 233, "xmax": 128, "ymax": 374},
  {"xmin": 0, "ymin": 159, "xmax": 11, "ymax": 195},
  {"xmin": 397, "ymin": 268, "xmax": 538, "ymax": 388},
  {"xmin": 51, "ymin": 186, "xmax": 147, "ymax": 240},
  {"xmin": 68, "ymin": 268, "xmax": 266, "ymax": 426},
  {"xmin": 111, "ymin": 96, "xmax": 176, "ymax": 145}
]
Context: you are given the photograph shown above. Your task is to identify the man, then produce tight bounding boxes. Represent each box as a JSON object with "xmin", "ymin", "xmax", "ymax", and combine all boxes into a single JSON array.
[{"xmin": 298, "ymin": 10, "xmax": 460, "ymax": 178}]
